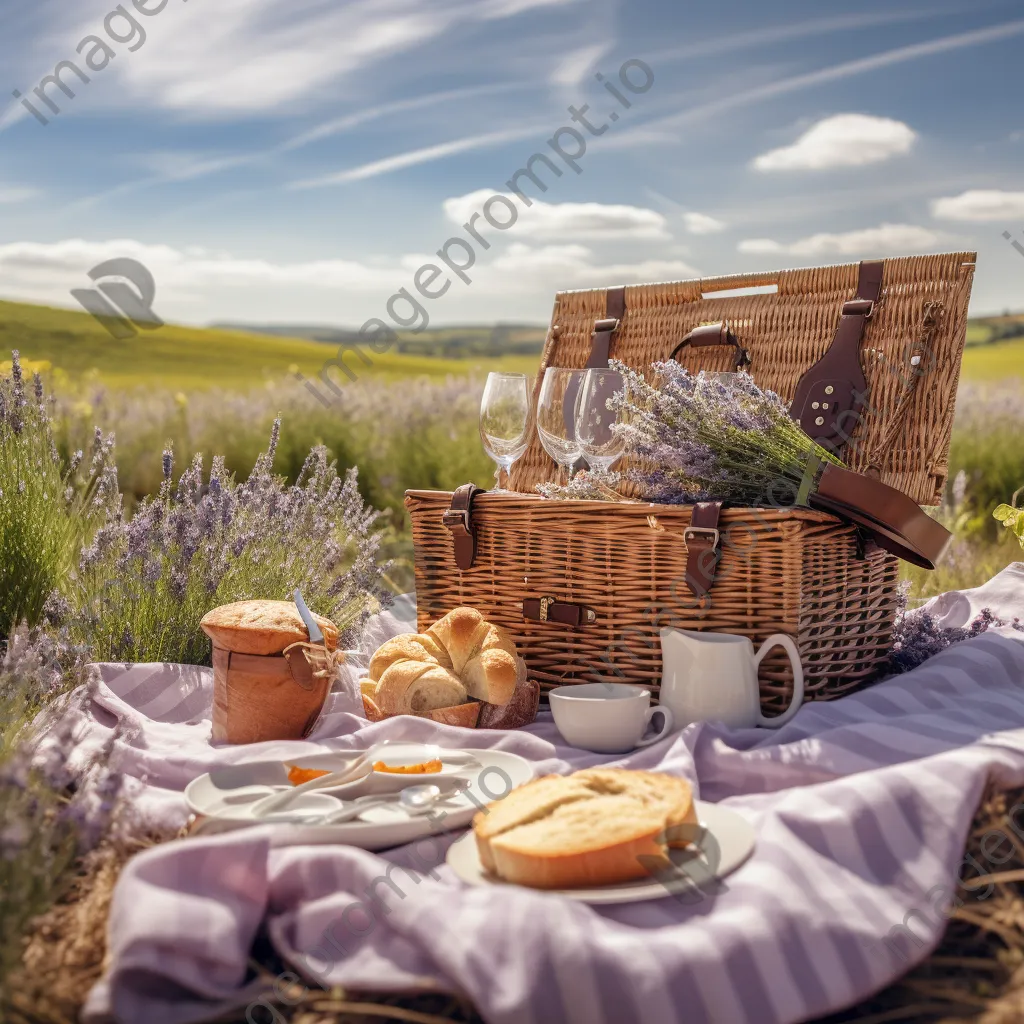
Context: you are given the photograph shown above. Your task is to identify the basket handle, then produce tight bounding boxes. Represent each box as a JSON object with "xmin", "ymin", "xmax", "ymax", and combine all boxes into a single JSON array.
[{"xmin": 668, "ymin": 323, "xmax": 751, "ymax": 370}]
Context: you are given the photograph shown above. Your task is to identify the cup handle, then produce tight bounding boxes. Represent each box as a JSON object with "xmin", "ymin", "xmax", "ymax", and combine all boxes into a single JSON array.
[
  {"xmin": 754, "ymin": 634, "xmax": 804, "ymax": 729},
  {"xmin": 635, "ymin": 704, "xmax": 675, "ymax": 747}
]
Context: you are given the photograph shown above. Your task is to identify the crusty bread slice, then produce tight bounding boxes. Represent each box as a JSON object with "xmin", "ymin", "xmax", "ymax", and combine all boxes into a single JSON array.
[{"xmin": 473, "ymin": 769, "xmax": 695, "ymax": 888}]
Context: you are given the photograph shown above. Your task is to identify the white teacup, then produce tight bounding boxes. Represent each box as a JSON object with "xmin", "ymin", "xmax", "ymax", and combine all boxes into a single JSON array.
[{"xmin": 548, "ymin": 683, "xmax": 674, "ymax": 754}]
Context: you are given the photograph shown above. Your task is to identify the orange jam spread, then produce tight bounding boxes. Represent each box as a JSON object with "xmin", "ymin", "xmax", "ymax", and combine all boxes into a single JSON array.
[
  {"xmin": 372, "ymin": 758, "xmax": 443, "ymax": 775},
  {"xmin": 287, "ymin": 766, "xmax": 332, "ymax": 786}
]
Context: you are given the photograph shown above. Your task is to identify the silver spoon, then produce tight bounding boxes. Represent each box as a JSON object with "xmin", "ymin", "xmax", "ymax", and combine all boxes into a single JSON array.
[
  {"xmin": 251, "ymin": 740, "xmax": 392, "ymax": 818},
  {"xmin": 313, "ymin": 782, "xmax": 466, "ymax": 826}
]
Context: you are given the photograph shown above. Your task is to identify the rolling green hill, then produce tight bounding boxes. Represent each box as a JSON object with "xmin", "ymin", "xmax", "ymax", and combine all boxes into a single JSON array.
[
  {"xmin": 1, "ymin": 298, "xmax": 1021, "ymax": 391},
  {"xmin": 0, "ymin": 299, "xmax": 538, "ymax": 390}
]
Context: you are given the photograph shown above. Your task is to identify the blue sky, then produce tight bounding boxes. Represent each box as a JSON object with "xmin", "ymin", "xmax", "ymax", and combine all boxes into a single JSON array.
[{"xmin": 0, "ymin": 0, "xmax": 1023, "ymax": 326}]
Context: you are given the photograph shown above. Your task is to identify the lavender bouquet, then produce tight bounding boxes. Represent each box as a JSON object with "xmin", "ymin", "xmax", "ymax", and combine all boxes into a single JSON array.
[{"xmin": 605, "ymin": 360, "xmax": 843, "ymax": 507}]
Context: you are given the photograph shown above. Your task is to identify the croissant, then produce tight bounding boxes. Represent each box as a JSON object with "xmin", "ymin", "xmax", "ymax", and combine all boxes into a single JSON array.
[{"xmin": 363, "ymin": 607, "xmax": 519, "ymax": 717}]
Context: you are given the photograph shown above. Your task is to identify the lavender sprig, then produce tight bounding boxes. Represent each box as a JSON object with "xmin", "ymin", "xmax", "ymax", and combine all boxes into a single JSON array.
[{"xmin": 605, "ymin": 360, "xmax": 843, "ymax": 507}]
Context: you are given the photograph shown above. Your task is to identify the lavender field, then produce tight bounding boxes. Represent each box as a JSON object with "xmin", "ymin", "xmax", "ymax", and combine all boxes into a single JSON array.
[{"xmin": 47, "ymin": 371, "xmax": 1024, "ymax": 599}]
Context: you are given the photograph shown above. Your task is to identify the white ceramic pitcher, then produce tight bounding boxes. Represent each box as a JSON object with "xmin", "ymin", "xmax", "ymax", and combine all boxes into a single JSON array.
[{"xmin": 659, "ymin": 628, "xmax": 805, "ymax": 729}]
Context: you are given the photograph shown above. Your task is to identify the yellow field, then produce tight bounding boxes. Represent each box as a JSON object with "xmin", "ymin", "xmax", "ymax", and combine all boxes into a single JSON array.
[{"xmin": 1, "ymin": 298, "xmax": 1021, "ymax": 391}]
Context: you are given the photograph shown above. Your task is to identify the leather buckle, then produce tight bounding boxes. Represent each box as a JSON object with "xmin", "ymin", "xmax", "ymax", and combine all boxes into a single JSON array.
[
  {"xmin": 683, "ymin": 526, "xmax": 720, "ymax": 548},
  {"xmin": 441, "ymin": 509, "xmax": 470, "ymax": 531},
  {"xmin": 593, "ymin": 317, "xmax": 621, "ymax": 333},
  {"xmin": 538, "ymin": 597, "xmax": 551, "ymax": 621},
  {"xmin": 842, "ymin": 299, "xmax": 875, "ymax": 319}
]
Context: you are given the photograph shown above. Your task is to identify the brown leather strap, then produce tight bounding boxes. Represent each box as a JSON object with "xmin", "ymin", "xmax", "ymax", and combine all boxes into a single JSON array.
[
  {"xmin": 809, "ymin": 464, "xmax": 951, "ymax": 569},
  {"xmin": 523, "ymin": 597, "xmax": 596, "ymax": 627},
  {"xmin": 684, "ymin": 501, "xmax": 723, "ymax": 597},
  {"xmin": 587, "ymin": 285, "xmax": 626, "ymax": 368},
  {"xmin": 669, "ymin": 323, "xmax": 751, "ymax": 370},
  {"xmin": 790, "ymin": 260, "xmax": 884, "ymax": 450},
  {"xmin": 442, "ymin": 483, "xmax": 483, "ymax": 570}
]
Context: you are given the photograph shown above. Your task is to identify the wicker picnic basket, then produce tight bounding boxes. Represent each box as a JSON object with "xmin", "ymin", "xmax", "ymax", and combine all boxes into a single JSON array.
[{"xmin": 406, "ymin": 252, "xmax": 976, "ymax": 712}]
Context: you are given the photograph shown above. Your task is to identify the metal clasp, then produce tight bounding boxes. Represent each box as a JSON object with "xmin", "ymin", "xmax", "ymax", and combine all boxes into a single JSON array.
[
  {"xmin": 538, "ymin": 597, "xmax": 551, "ymax": 621},
  {"xmin": 842, "ymin": 298, "xmax": 875, "ymax": 320},
  {"xmin": 441, "ymin": 509, "xmax": 470, "ymax": 531},
  {"xmin": 683, "ymin": 526, "xmax": 720, "ymax": 548}
]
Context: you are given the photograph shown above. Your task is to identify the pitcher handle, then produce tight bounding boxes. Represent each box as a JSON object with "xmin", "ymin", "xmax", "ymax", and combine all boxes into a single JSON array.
[{"xmin": 753, "ymin": 634, "xmax": 804, "ymax": 729}]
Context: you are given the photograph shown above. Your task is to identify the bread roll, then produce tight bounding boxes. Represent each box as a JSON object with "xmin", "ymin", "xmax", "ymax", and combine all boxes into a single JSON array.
[
  {"xmin": 374, "ymin": 661, "xmax": 467, "ymax": 716},
  {"xmin": 473, "ymin": 768, "xmax": 696, "ymax": 889},
  {"xmin": 361, "ymin": 607, "xmax": 519, "ymax": 718},
  {"xmin": 201, "ymin": 600, "xmax": 338, "ymax": 656}
]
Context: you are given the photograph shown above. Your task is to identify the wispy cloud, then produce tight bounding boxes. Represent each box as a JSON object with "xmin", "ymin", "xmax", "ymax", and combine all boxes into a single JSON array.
[
  {"xmin": 0, "ymin": 185, "xmax": 39, "ymax": 204},
  {"xmin": 646, "ymin": 8, "xmax": 954, "ymax": 64},
  {"xmin": 289, "ymin": 127, "xmax": 542, "ymax": 188},
  {"xmin": 739, "ymin": 223, "xmax": 943, "ymax": 257},
  {"xmin": 281, "ymin": 83, "xmax": 526, "ymax": 152},
  {"xmin": 649, "ymin": 18, "xmax": 1024, "ymax": 132},
  {"xmin": 549, "ymin": 42, "xmax": 613, "ymax": 89}
]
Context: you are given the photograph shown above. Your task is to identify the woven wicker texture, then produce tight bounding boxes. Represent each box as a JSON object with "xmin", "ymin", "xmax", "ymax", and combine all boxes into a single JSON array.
[
  {"xmin": 406, "ymin": 492, "xmax": 901, "ymax": 711},
  {"xmin": 408, "ymin": 254, "xmax": 973, "ymax": 708},
  {"xmin": 509, "ymin": 252, "xmax": 976, "ymax": 506}
]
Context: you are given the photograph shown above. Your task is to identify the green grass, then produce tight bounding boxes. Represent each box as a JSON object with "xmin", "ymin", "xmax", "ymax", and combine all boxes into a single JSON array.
[
  {"xmin": 960, "ymin": 334, "xmax": 1024, "ymax": 382},
  {"xmin": 0, "ymin": 299, "xmax": 537, "ymax": 390}
]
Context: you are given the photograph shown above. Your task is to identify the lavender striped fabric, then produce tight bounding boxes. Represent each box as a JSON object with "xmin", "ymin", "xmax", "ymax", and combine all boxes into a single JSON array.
[{"xmin": 78, "ymin": 567, "xmax": 1024, "ymax": 1024}]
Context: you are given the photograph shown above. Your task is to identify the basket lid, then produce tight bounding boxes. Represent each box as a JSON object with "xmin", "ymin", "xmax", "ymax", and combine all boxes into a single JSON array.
[{"xmin": 509, "ymin": 252, "xmax": 976, "ymax": 506}]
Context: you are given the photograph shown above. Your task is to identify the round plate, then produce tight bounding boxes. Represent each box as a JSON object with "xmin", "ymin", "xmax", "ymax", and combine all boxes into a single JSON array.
[
  {"xmin": 445, "ymin": 800, "xmax": 755, "ymax": 904},
  {"xmin": 185, "ymin": 745, "xmax": 535, "ymax": 851}
]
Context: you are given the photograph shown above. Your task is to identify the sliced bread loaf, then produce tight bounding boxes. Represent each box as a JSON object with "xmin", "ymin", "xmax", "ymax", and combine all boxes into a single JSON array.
[{"xmin": 473, "ymin": 768, "xmax": 695, "ymax": 889}]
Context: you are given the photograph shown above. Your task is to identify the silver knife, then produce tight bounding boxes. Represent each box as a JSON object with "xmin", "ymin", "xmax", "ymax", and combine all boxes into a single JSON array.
[{"xmin": 293, "ymin": 589, "xmax": 325, "ymax": 644}]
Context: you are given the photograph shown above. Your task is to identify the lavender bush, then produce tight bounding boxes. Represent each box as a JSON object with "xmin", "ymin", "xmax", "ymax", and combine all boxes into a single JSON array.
[
  {"xmin": 0, "ymin": 352, "xmax": 118, "ymax": 638},
  {"xmin": 52, "ymin": 421, "xmax": 392, "ymax": 666},
  {"xmin": 0, "ymin": 627, "xmax": 119, "ymax": 993},
  {"xmin": 603, "ymin": 361, "xmax": 843, "ymax": 506}
]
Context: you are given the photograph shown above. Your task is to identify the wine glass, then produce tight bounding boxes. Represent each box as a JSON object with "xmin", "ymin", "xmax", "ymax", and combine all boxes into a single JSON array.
[
  {"xmin": 479, "ymin": 372, "xmax": 531, "ymax": 492},
  {"xmin": 537, "ymin": 367, "xmax": 584, "ymax": 484},
  {"xmin": 575, "ymin": 368, "xmax": 626, "ymax": 474}
]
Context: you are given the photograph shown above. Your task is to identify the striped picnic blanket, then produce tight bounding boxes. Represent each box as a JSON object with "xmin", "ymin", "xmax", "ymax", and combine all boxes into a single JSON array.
[{"xmin": 77, "ymin": 566, "xmax": 1024, "ymax": 1024}]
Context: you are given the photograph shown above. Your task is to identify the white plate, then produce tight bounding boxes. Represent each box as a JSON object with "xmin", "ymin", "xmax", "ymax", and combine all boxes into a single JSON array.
[
  {"xmin": 185, "ymin": 745, "xmax": 535, "ymax": 851},
  {"xmin": 445, "ymin": 800, "xmax": 755, "ymax": 904}
]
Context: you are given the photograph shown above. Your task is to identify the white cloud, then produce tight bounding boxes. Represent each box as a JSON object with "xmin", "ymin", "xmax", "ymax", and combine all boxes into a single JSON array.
[
  {"xmin": 0, "ymin": 185, "xmax": 38, "ymax": 203},
  {"xmin": 443, "ymin": 190, "xmax": 670, "ymax": 240},
  {"xmin": 15, "ymin": 0, "xmax": 580, "ymax": 121},
  {"xmin": 682, "ymin": 212, "xmax": 726, "ymax": 235},
  {"xmin": 290, "ymin": 128, "xmax": 541, "ymax": 188},
  {"xmin": 753, "ymin": 114, "xmax": 916, "ymax": 171},
  {"xmin": 931, "ymin": 189, "xmax": 1024, "ymax": 221},
  {"xmin": 738, "ymin": 223, "xmax": 942, "ymax": 257},
  {"xmin": 0, "ymin": 237, "xmax": 697, "ymax": 325},
  {"xmin": 737, "ymin": 239, "xmax": 783, "ymax": 254},
  {"xmin": 549, "ymin": 42, "xmax": 611, "ymax": 88}
]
